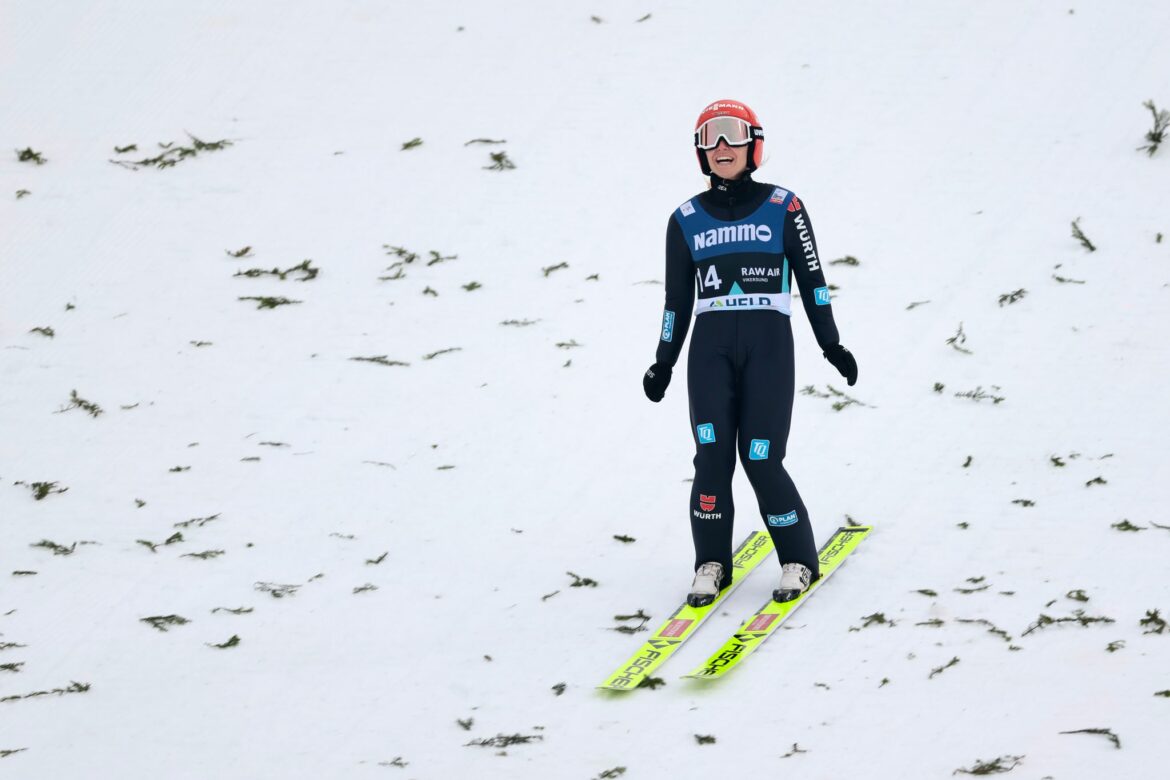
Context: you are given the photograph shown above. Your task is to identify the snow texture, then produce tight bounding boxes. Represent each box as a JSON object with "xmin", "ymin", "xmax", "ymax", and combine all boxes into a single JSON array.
[{"xmin": 2, "ymin": 1, "xmax": 1169, "ymax": 778}]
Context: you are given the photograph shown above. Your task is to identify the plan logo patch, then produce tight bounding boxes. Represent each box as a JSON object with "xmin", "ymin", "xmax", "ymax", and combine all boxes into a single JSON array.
[
  {"xmin": 813, "ymin": 286, "xmax": 831, "ymax": 306},
  {"xmin": 680, "ymin": 200, "xmax": 696, "ymax": 217},
  {"xmin": 748, "ymin": 439, "xmax": 770, "ymax": 460},
  {"xmin": 767, "ymin": 511, "xmax": 799, "ymax": 527},
  {"xmin": 696, "ymin": 423, "xmax": 716, "ymax": 444},
  {"xmin": 661, "ymin": 310, "xmax": 675, "ymax": 342},
  {"xmin": 699, "ymin": 494, "xmax": 717, "ymax": 512}
]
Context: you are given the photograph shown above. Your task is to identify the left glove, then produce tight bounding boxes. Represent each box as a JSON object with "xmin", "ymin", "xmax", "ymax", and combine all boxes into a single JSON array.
[
  {"xmin": 822, "ymin": 344, "xmax": 858, "ymax": 386},
  {"xmin": 643, "ymin": 363, "xmax": 672, "ymax": 402}
]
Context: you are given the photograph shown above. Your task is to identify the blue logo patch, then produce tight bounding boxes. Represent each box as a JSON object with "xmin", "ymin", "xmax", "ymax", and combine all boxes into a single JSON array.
[
  {"xmin": 696, "ymin": 423, "xmax": 716, "ymax": 444},
  {"xmin": 748, "ymin": 439, "xmax": 770, "ymax": 460},
  {"xmin": 767, "ymin": 511, "xmax": 799, "ymax": 527},
  {"xmin": 661, "ymin": 310, "xmax": 675, "ymax": 342},
  {"xmin": 814, "ymin": 286, "xmax": 831, "ymax": 306}
]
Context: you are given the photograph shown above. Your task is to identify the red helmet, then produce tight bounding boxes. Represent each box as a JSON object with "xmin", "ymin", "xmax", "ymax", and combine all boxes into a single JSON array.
[{"xmin": 693, "ymin": 99, "xmax": 764, "ymax": 175}]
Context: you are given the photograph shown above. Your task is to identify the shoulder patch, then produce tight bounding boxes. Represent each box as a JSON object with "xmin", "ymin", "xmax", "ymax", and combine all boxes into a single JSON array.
[
  {"xmin": 679, "ymin": 200, "xmax": 696, "ymax": 217},
  {"xmin": 770, "ymin": 187, "xmax": 790, "ymax": 204},
  {"xmin": 787, "ymin": 195, "xmax": 802, "ymax": 212}
]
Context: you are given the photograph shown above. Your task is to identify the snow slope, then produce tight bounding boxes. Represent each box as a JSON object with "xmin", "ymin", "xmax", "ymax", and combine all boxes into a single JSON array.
[{"xmin": 3, "ymin": 1, "xmax": 1169, "ymax": 777}]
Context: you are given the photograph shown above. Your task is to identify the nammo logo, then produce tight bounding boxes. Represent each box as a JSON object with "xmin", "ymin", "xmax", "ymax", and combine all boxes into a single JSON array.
[{"xmin": 693, "ymin": 223, "xmax": 773, "ymax": 251}]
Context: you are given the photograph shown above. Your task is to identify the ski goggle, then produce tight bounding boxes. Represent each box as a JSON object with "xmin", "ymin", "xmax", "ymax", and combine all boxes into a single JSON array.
[{"xmin": 694, "ymin": 116, "xmax": 760, "ymax": 149}]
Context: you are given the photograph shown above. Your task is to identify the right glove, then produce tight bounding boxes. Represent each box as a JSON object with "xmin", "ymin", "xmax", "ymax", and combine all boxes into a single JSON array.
[
  {"xmin": 822, "ymin": 344, "xmax": 858, "ymax": 386},
  {"xmin": 643, "ymin": 363, "xmax": 672, "ymax": 402}
]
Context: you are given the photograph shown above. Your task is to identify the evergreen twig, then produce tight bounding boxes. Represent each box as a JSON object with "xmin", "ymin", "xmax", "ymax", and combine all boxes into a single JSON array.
[
  {"xmin": 929, "ymin": 656, "xmax": 960, "ymax": 679},
  {"xmin": 1060, "ymin": 728, "xmax": 1120, "ymax": 749},
  {"xmin": 953, "ymin": 755, "xmax": 1024, "ymax": 775},
  {"xmin": 946, "ymin": 322, "xmax": 973, "ymax": 354},
  {"xmin": 140, "ymin": 615, "xmax": 189, "ymax": 632},
  {"xmin": 465, "ymin": 733, "xmax": 543, "ymax": 748},
  {"xmin": 109, "ymin": 133, "xmax": 232, "ymax": 170},
  {"xmin": 0, "ymin": 681, "xmax": 89, "ymax": 704},
  {"xmin": 234, "ymin": 259, "xmax": 318, "ymax": 281},
  {"xmin": 1071, "ymin": 218, "xmax": 1096, "ymax": 252},
  {"xmin": 483, "ymin": 151, "xmax": 515, "ymax": 170},
  {"xmin": 1023, "ymin": 610, "xmax": 1115, "ymax": 636},
  {"xmin": 16, "ymin": 148, "xmax": 47, "ymax": 165},
  {"xmin": 1139, "ymin": 609, "xmax": 1166, "ymax": 634},
  {"xmin": 350, "ymin": 356, "xmax": 410, "ymax": 367},
  {"xmin": 954, "ymin": 386, "xmax": 1005, "ymax": 404},
  {"xmin": 238, "ymin": 296, "xmax": 301, "ymax": 309},
  {"xmin": 1137, "ymin": 100, "xmax": 1169, "ymax": 156},
  {"xmin": 58, "ymin": 390, "xmax": 103, "ymax": 417},
  {"xmin": 567, "ymin": 571, "xmax": 598, "ymax": 587},
  {"xmin": 997, "ymin": 289, "xmax": 1027, "ymax": 307}
]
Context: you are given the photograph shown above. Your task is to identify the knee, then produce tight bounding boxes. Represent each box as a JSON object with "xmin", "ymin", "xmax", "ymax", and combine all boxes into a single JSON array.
[
  {"xmin": 693, "ymin": 444, "xmax": 735, "ymax": 476},
  {"xmin": 739, "ymin": 436, "xmax": 787, "ymax": 466},
  {"xmin": 740, "ymin": 458, "xmax": 770, "ymax": 484}
]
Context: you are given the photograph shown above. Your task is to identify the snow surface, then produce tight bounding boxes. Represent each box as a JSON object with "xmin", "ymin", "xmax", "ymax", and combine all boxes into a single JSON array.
[{"xmin": 3, "ymin": 1, "xmax": 1170, "ymax": 777}]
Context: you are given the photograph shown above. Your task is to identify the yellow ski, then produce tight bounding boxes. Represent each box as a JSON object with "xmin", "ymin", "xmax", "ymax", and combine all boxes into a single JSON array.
[
  {"xmin": 682, "ymin": 525, "xmax": 872, "ymax": 681},
  {"xmin": 598, "ymin": 530, "xmax": 775, "ymax": 691}
]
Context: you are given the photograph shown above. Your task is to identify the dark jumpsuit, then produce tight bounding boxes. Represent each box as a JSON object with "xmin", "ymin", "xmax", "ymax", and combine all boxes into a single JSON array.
[{"xmin": 653, "ymin": 175, "xmax": 841, "ymax": 588}]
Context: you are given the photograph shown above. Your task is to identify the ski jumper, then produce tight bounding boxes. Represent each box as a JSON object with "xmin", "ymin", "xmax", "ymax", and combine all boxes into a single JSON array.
[{"xmin": 654, "ymin": 176, "xmax": 841, "ymax": 587}]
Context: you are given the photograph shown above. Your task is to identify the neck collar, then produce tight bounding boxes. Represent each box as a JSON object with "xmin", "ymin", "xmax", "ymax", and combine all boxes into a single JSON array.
[
  {"xmin": 706, "ymin": 172, "xmax": 756, "ymax": 206},
  {"xmin": 710, "ymin": 172, "xmax": 753, "ymax": 190}
]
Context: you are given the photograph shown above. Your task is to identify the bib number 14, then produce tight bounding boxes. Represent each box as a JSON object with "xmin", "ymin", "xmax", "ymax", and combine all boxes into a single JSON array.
[{"xmin": 697, "ymin": 265, "xmax": 723, "ymax": 292}]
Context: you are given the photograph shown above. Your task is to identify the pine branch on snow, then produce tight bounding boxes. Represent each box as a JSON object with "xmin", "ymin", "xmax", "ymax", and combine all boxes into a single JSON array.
[
  {"xmin": 1059, "ymin": 728, "xmax": 1120, "ymax": 749},
  {"xmin": 1137, "ymin": 99, "xmax": 1169, "ymax": 156},
  {"xmin": 953, "ymin": 754, "xmax": 1024, "ymax": 775},
  {"xmin": 1071, "ymin": 218, "xmax": 1096, "ymax": 252}
]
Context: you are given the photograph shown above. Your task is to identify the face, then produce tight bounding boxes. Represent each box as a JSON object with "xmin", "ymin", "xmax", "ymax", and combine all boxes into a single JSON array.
[{"xmin": 705, "ymin": 140, "xmax": 749, "ymax": 179}]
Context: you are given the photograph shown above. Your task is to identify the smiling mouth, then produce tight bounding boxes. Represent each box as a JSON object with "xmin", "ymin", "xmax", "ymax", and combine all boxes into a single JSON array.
[{"xmin": 716, "ymin": 156, "xmax": 734, "ymax": 164}]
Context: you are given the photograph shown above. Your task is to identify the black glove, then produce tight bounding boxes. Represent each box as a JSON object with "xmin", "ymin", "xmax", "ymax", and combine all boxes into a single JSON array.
[
  {"xmin": 643, "ymin": 363, "xmax": 672, "ymax": 402},
  {"xmin": 822, "ymin": 344, "xmax": 858, "ymax": 386}
]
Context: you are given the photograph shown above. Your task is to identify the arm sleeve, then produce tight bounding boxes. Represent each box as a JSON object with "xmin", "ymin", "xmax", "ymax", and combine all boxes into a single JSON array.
[
  {"xmin": 653, "ymin": 216, "xmax": 695, "ymax": 368},
  {"xmin": 784, "ymin": 199, "xmax": 841, "ymax": 350}
]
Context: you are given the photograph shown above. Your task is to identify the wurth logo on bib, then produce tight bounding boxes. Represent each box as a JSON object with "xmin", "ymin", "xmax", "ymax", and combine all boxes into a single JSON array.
[{"xmin": 793, "ymin": 213, "xmax": 819, "ymax": 272}]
